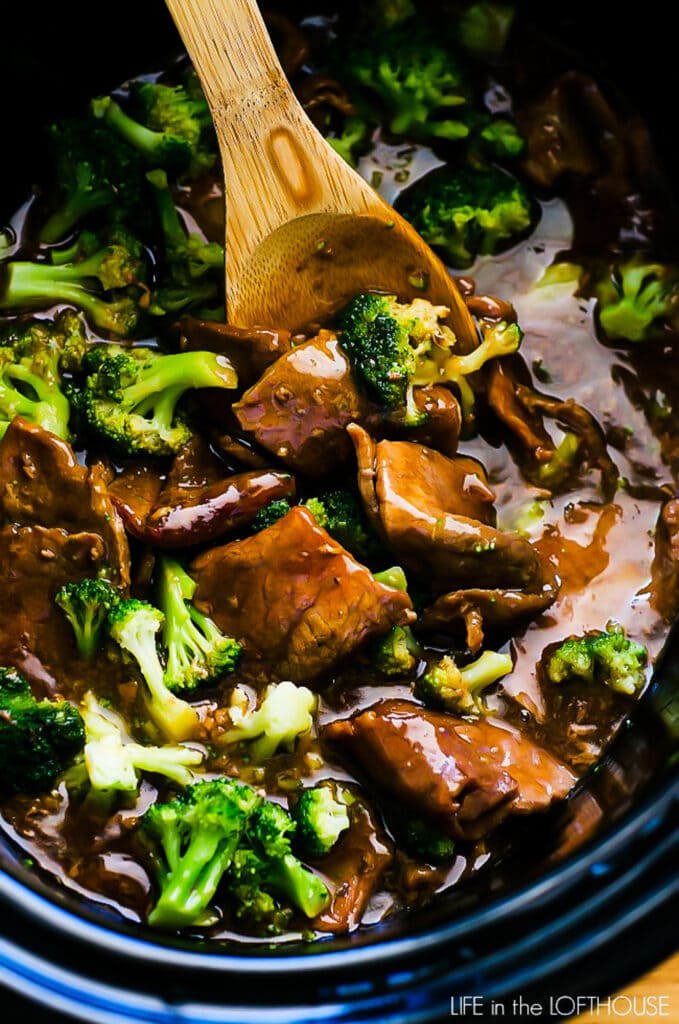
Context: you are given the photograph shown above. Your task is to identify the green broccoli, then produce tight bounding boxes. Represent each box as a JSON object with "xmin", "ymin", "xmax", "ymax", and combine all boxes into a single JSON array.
[
  {"xmin": 373, "ymin": 566, "xmax": 410, "ymax": 591},
  {"xmin": 157, "ymin": 557, "xmax": 241, "ymax": 693},
  {"xmin": 338, "ymin": 293, "xmax": 521, "ymax": 423},
  {"xmin": 458, "ymin": 2, "xmax": 516, "ymax": 55},
  {"xmin": 38, "ymin": 118, "xmax": 147, "ymax": 244},
  {"xmin": 0, "ymin": 666, "xmax": 85, "ymax": 795},
  {"xmin": 415, "ymin": 649, "xmax": 513, "ymax": 715},
  {"xmin": 55, "ymin": 578, "xmax": 121, "ymax": 659},
  {"xmin": 250, "ymin": 498, "xmax": 294, "ymax": 533},
  {"xmin": 140, "ymin": 777, "xmax": 261, "ymax": 929},
  {"xmin": 107, "ymin": 599, "xmax": 200, "ymax": 743},
  {"xmin": 245, "ymin": 799, "xmax": 330, "ymax": 918},
  {"xmin": 327, "ymin": 117, "xmax": 372, "ymax": 168},
  {"xmin": 472, "ymin": 116, "xmax": 525, "ymax": 161},
  {"xmin": 81, "ymin": 691, "xmax": 204, "ymax": 795},
  {"xmin": 341, "ymin": 22, "xmax": 471, "ymax": 143},
  {"xmin": 79, "ymin": 345, "xmax": 238, "ymax": 457},
  {"xmin": 372, "ymin": 624, "xmax": 421, "ymax": 677},
  {"xmin": 91, "ymin": 79, "xmax": 215, "ymax": 177},
  {"xmin": 546, "ymin": 623, "xmax": 647, "ymax": 696},
  {"xmin": 225, "ymin": 847, "xmax": 293, "ymax": 935},
  {"xmin": 0, "ymin": 317, "xmax": 73, "ymax": 440},
  {"xmin": 398, "ymin": 166, "xmax": 532, "ymax": 268},
  {"xmin": 595, "ymin": 261, "xmax": 679, "ymax": 343},
  {"xmin": 389, "ymin": 813, "xmax": 456, "ymax": 862},
  {"xmin": 292, "ymin": 781, "xmax": 351, "ymax": 858},
  {"xmin": 146, "ymin": 169, "xmax": 224, "ymax": 317},
  {"xmin": 220, "ymin": 682, "xmax": 316, "ymax": 762},
  {"xmin": 0, "ymin": 230, "xmax": 145, "ymax": 335},
  {"xmin": 536, "ymin": 432, "xmax": 581, "ymax": 490}
]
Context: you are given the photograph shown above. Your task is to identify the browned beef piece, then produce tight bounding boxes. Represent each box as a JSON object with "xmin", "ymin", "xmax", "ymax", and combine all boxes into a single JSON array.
[
  {"xmin": 349, "ymin": 424, "xmax": 537, "ymax": 590},
  {"xmin": 0, "ymin": 418, "xmax": 129, "ymax": 586},
  {"xmin": 313, "ymin": 785, "xmax": 393, "ymax": 934},
  {"xmin": 398, "ymin": 384, "xmax": 461, "ymax": 457},
  {"xmin": 0, "ymin": 524, "xmax": 108, "ymax": 693},
  {"xmin": 233, "ymin": 331, "xmax": 380, "ymax": 478},
  {"xmin": 108, "ymin": 437, "xmax": 295, "ymax": 549},
  {"xmin": 190, "ymin": 507, "xmax": 414, "ymax": 684},
  {"xmin": 176, "ymin": 318, "xmax": 293, "ymax": 388},
  {"xmin": 324, "ymin": 699, "xmax": 574, "ymax": 842},
  {"xmin": 651, "ymin": 497, "xmax": 679, "ymax": 621}
]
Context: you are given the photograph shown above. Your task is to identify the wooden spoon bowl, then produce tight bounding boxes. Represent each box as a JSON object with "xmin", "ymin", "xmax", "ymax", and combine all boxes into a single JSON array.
[{"xmin": 165, "ymin": 0, "xmax": 477, "ymax": 347}]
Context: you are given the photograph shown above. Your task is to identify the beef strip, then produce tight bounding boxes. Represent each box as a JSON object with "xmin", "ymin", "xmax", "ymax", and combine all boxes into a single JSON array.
[
  {"xmin": 108, "ymin": 437, "xmax": 295, "ymax": 549},
  {"xmin": 0, "ymin": 417, "xmax": 130, "ymax": 586},
  {"xmin": 348, "ymin": 424, "xmax": 537, "ymax": 590},
  {"xmin": 651, "ymin": 497, "xmax": 679, "ymax": 622},
  {"xmin": 190, "ymin": 506, "xmax": 414, "ymax": 684},
  {"xmin": 176, "ymin": 318, "xmax": 293, "ymax": 388},
  {"xmin": 233, "ymin": 331, "xmax": 380, "ymax": 478},
  {"xmin": 324, "ymin": 699, "xmax": 575, "ymax": 842},
  {"xmin": 313, "ymin": 784, "xmax": 393, "ymax": 934},
  {"xmin": 0, "ymin": 524, "xmax": 108, "ymax": 694}
]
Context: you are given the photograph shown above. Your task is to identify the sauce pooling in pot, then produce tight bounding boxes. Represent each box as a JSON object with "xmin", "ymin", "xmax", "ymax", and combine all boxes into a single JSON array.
[{"xmin": 0, "ymin": 1, "xmax": 677, "ymax": 940}]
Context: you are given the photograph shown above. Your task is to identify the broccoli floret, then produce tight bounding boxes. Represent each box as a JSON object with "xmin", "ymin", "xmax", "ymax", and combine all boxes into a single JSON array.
[
  {"xmin": 0, "ymin": 230, "xmax": 145, "ymax": 335},
  {"xmin": 146, "ymin": 170, "xmax": 224, "ymax": 317},
  {"xmin": 398, "ymin": 166, "xmax": 532, "ymax": 268},
  {"xmin": 0, "ymin": 666, "xmax": 85, "ymax": 794},
  {"xmin": 220, "ymin": 682, "xmax": 316, "ymax": 762},
  {"xmin": 108, "ymin": 599, "xmax": 200, "ymax": 742},
  {"xmin": 225, "ymin": 846, "xmax": 293, "ymax": 935},
  {"xmin": 327, "ymin": 117, "xmax": 372, "ymax": 168},
  {"xmin": 140, "ymin": 777, "xmax": 261, "ymax": 929},
  {"xmin": 302, "ymin": 488, "xmax": 380, "ymax": 563},
  {"xmin": 373, "ymin": 565, "xmax": 409, "ymax": 591},
  {"xmin": 338, "ymin": 293, "xmax": 521, "ymax": 423},
  {"xmin": 341, "ymin": 22, "xmax": 471, "ymax": 143},
  {"xmin": 474, "ymin": 117, "xmax": 524, "ymax": 161},
  {"xmin": 245, "ymin": 800, "xmax": 330, "ymax": 918},
  {"xmin": 595, "ymin": 262, "xmax": 679, "ymax": 343},
  {"xmin": 415, "ymin": 650, "xmax": 513, "ymax": 715},
  {"xmin": 157, "ymin": 557, "xmax": 241, "ymax": 693},
  {"xmin": 39, "ymin": 118, "xmax": 147, "ymax": 244},
  {"xmin": 0, "ymin": 317, "xmax": 72, "ymax": 440},
  {"xmin": 372, "ymin": 624, "xmax": 421, "ymax": 677},
  {"xmin": 292, "ymin": 782, "xmax": 351, "ymax": 858},
  {"xmin": 91, "ymin": 80, "xmax": 215, "ymax": 177},
  {"xmin": 55, "ymin": 578, "xmax": 121, "ymax": 659},
  {"xmin": 80, "ymin": 345, "xmax": 238, "ymax": 457},
  {"xmin": 458, "ymin": 2, "xmax": 516, "ymax": 55},
  {"xmin": 546, "ymin": 623, "xmax": 647, "ymax": 696},
  {"xmin": 81, "ymin": 691, "xmax": 203, "ymax": 794},
  {"xmin": 250, "ymin": 498, "xmax": 294, "ymax": 533},
  {"xmin": 395, "ymin": 814, "xmax": 456, "ymax": 862}
]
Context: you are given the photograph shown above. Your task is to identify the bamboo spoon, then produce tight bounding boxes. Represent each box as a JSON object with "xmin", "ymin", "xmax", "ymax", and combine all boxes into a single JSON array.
[{"xmin": 164, "ymin": 0, "xmax": 477, "ymax": 346}]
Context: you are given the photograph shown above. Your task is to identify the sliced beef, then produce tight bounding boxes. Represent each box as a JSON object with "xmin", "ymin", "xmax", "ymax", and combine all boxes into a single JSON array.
[
  {"xmin": 0, "ymin": 418, "xmax": 129, "ymax": 586},
  {"xmin": 233, "ymin": 331, "xmax": 379, "ymax": 478},
  {"xmin": 324, "ymin": 699, "xmax": 574, "ymax": 842},
  {"xmin": 176, "ymin": 318, "xmax": 293, "ymax": 388},
  {"xmin": 349, "ymin": 424, "xmax": 537, "ymax": 590},
  {"xmin": 190, "ymin": 507, "xmax": 414, "ymax": 684},
  {"xmin": 0, "ymin": 524, "xmax": 108, "ymax": 694},
  {"xmin": 651, "ymin": 497, "xmax": 679, "ymax": 622},
  {"xmin": 313, "ymin": 785, "xmax": 393, "ymax": 934},
  {"xmin": 108, "ymin": 437, "xmax": 294, "ymax": 549}
]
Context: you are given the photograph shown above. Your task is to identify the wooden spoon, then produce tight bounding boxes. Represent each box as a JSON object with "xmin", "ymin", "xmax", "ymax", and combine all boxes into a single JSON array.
[{"xmin": 165, "ymin": 0, "xmax": 476, "ymax": 346}]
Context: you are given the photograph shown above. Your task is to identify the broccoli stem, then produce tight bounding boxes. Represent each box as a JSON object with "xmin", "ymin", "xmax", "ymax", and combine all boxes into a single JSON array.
[
  {"xmin": 92, "ymin": 97, "xmax": 170, "ymax": 164},
  {"xmin": 0, "ymin": 363, "xmax": 70, "ymax": 439},
  {"xmin": 122, "ymin": 352, "xmax": 237, "ymax": 419},
  {"xmin": 149, "ymin": 831, "xmax": 240, "ymax": 929},
  {"xmin": 265, "ymin": 854, "xmax": 330, "ymax": 919}
]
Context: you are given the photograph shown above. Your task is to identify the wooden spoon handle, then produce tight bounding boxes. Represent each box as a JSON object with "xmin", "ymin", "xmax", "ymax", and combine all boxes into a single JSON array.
[{"xmin": 165, "ymin": 0, "xmax": 347, "ymax": 248}]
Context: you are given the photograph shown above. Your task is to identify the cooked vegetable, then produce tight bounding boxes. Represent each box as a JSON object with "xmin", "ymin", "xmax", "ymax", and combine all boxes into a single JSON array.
[
  {"xmin": 398, "ymin": 166, "xmax": 532, "ymax": 268},
  {"xmin": 370, "ymin": 566, "xmax": 421, "ymax": 676},
  {"xmin": 458, "ymin": 2, "xmax": 516, "ymax": 55},
  {"xmin": 220, "ymin": 682, "xmax": 316, "ymax": 762},
  {"xmin": 302, "ymin": 488, "xmax": 379, "ymax": 564},
  {"xmin": 107, "ymin": 599, "xmax": 200, "ymax": 742},
  {"xmin": 55, "ymin": 578, "xmax": 121, "ymax": 659},
  {"xmin": 250, "ymin": 498, "xmax": 294, "ymax": 532},
  {"xmin": 338, "ymin": 293, "xmax": 521, "ymax": 422},
  {"xmin": 395, "ymin": 815, "xmax": 456, "ymax": 862},
  {"xmin": 292, "ymin": 782, "xmax": 352, "ymax": 858},
  {"xmin": 546, "ymin": 624, "xmax": 647, "ymax": 696},
  {"xmin": 0, "ymin": 229, "xmax": 145, "ymax": 334},
  {"xmin": 594, "ymin": 261, "xmax": 679, "ymax": 343},
  {"xmin": 0, "ymin": 667, "xmax": 85, "ymax": 795},
  {"xmin": 415, "ymin": 650, "xmax": 513, "ymax": 715},
  {"xmin": 157, "ymin": 557, "xmax": 241, "ymax": 693},
  {"xmin": 79, "ymin": 345, "xmax": 238, "ymax": 457},
  {"xmin": 326, "ymin": 116, "xmax": 372, "ymax": 167},
  {"xmin": 80, "ymin": 691, "xmax": 203, "ymax": 794},
  {"xmin": 0, "ymin": 316, "xmax": 73, "ymax": 439}
]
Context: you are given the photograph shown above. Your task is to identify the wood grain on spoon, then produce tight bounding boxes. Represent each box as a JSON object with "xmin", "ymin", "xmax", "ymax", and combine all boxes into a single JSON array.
[{"xmin": 164, "ymin": 0, "xmax": 477, "ymax": 347}]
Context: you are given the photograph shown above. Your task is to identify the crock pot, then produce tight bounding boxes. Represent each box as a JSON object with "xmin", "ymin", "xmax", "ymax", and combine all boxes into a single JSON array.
[{"xmin": 1, "ymin": 3, "xmax": 678, "ymax": 1020}]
